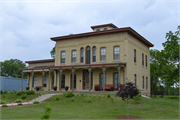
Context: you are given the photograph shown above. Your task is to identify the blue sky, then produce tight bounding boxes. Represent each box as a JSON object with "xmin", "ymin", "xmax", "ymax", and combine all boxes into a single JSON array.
[{"xmin": 0, "ymin": 0, "xmax": 179, "ymax": 63}]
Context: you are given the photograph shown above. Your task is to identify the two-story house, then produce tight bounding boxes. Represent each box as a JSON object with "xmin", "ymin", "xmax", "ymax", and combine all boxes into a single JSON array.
[{"xmin": 21, "ymin": 23, "xmax": 154, "ymax": 96}]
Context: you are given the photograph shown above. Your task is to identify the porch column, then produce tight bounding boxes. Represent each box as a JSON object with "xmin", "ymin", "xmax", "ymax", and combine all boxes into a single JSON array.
[
  {"xmin": 42, "ymin": 71, "xmax": 44, "ymax": 89},
  {"xmin": 59, "ymin": 69, "xmax": 63, "ymax": 91},
  {"xmin": 72, "ymin": 68, "xmax": 74, "ymax": 91},
  {"xmin": 118, "ymin": 65, "xmax": 121, "ymax": 85},
  {"xmin": 48, "ymin": 69, "xmax": 50, "ymax": 91},
  {"xmin": 27, "ymin": 73, "xmax": 29, "ymax": 87},
  {"xmin": 54, "ymin": 70, "xmax": 57, "ymax": 86},
  {"xmin": 31, "ymin": 71, "xmax": 34, "ymax": 90},
  {"xmin": 103, "ymin": 66, "xmax": 106, "ymax": 91},
  {"xmin": 89, "ymin": 67, "xmax": 91, "ymax": 91},
  {"xmin": 21, "ymin": 72, "xmax": 23, "ymax": 90},
  {"xmin": 123, "ymin": 66, "xmax": 125, "ymax": 84}
]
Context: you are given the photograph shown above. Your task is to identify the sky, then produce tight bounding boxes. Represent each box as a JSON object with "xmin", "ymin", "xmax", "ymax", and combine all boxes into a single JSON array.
[{"xmin": 0, "ymin": 0, "xmax": 179, "ymax": 64}]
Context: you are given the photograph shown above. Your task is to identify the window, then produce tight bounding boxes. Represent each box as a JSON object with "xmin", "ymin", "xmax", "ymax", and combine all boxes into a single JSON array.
[
  {"xmin": 71, "ymin": 74, "xmax": 76, "ymax": 89},
  {"xmin": 142, "ymin": 53, "xmax": 144, "ymax": 66},
  {"xmin": 100, "ymin": 73, "xmax": 106, "ymax": 89},
  {"xmin": 86, "ymin": 46, "xmax": 91, "ymax": 64},
  {"xmin": 104, "ymin": 28, "xmax": 107, "ymax": 30},
  {"xmin": 61, "ymin": 51, "xmax": 65, "ymax": 63},
  {"xmin": 96, "ymin": 29, "xmax": 100, "ymax": 31},
  {"xmin": 134, "ymin": 49, "xmax": 136, "ymax": 63},
  {"xmin": 134, "ymin": 74, "xmax": 136, "ymax": 86},
  {"xmin": 33, "ymin": 76, "xmax": 37, "ymax": 87},
  {"xmin": 114, "ymin": 46, "xmax": 120, "ymax": 60},
  {"xmin": 145, "ymin": 55, "xmax": 147, "ymax": 67},
  {"xmin": 43, "ymin": 76, "xmax": 47, "ymax": 87},
  {"xmin": 61, "ymin": 74, "xmax": 65, "ymax": 88},
  {"xmin": 93, "ymin": 46, "xmax": 96, "ymax": 62},
  {"xmin": 146, "ymin": 77, "xmax": 148, "ymax": 89},
  {"xmin": 113, "ymin": 73, "xmax": 119, "ymax": 88},
  {"xmin": 80, "ymin": 48, "xmax": 84, "ymax": 63},
  {"xmin": 72, "ymin": 50, "xmax": 77, "ymax": 63},
  {"xmin": 100, "ymin": 48, "xmax": 106, "ymax": 61},
  {"xmin": 142, "ymin": 76, "xmax": 144, "ymax": 89}
]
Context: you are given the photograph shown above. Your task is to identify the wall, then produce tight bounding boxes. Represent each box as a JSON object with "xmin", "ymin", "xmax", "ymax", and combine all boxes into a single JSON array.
[{"xmin": 28, "ymin": 62, "xmax": 55, "ymax": 68}]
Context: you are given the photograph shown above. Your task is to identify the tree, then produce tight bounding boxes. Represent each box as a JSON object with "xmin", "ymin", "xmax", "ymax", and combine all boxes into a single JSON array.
[
  {"xmin": 116, "ymin": 82, "xmax": 140, "ymax": 118},
  {"xmin": 1, "ymin": 59, "xmax": 27, "ymax": 78},
  {"xmin": 50, "ymin": 46, "xmax": 55, "ymax": 59}
]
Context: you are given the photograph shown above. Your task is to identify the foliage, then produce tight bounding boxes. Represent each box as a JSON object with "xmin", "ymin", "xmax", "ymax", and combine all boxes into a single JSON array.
[
  {"xmin": 62, "ymin": 92, "xmax": 67, "ymax": 96},
  {"xmin": 168, "ymin": 96, "xmax": 178, "ymax": 99},
  {"xmin": 33, "ymin": 101, "xmax": 39, "ymax": 104},
  {"xmin": 15, "ymin": 99, "xmax": 23, "ymax": 103},
  {"xmin": 50, "ymin": 46, "xmax": 55, "ymax": 58},
  {"xmin": 40, "ymin": 113, "xmax": 50, "ymax": 119},
  {"xmin": 40, "ymin": 106, "xmax": 53, "ymax": 119},
  {"xmin": 18, "ymin": 103, "xmax": 22, "ymax": 105},
  {"xmin": 55, "ymin": 96, "xmax": 60, "ymax": 100},
  {"xmin": 87, "ymin": 99, "xmax": 91, "ymax": 103},
  {"xmin": 2, "ymin": 94, "xmax": 6, "ymax": 97},
  {"xmin": 111, "ymin": 98, "xmax": 114, "ymax": 102},
  {"xmin": 2, "ymin": 90, "xmax": 8, "ymax": 94},
  {"xmin": 21, "ymin": 94, "xmax": 27, "ymax": 99},
  {"xmin": 17, "ymin": 90, "xmax": 35, "ymax": 95},
  {"xmin": 66, "ymin": 92, "xmax": 74, "ymax": 97},
  {"xmin": 71, "ymin": 98, "xmax": 75, "ymax": 102},
  {"xmin": 0, "ymin": 100, "xmax": 6, "ymax": 104},
  {"xmin": 133, "ymin": 94, "xmax": 142, "ymax": 104},
  {"xmin": 80, "ymin": 93, "xmax": 84, "ymax": 97},
  {"xmin": 107, "ymin": 93, "xmax": 111, "ymax": 98},
  {"xmin": 0, "ymin": 59, "xmax": 27, "ymax": 78},
  {"xmin": 2, "ymin": 104, "xmax": 8, "ymax": 107}
]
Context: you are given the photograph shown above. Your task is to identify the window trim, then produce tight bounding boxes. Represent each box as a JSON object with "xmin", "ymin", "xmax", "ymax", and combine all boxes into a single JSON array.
[
  {"xmin": 100, "ymin": 47, "xmax": 106, "ymax": 61},
  {"xmin": 60, "ymin": 51, "xmax": 66, "ymax": 63},
  {"xmin": 71, "ymin": 50, "xmax": 77, "ymax": 63},
  {"xmin": 113, "ymin": 46, "xmax": 120, "ymax": 60}
]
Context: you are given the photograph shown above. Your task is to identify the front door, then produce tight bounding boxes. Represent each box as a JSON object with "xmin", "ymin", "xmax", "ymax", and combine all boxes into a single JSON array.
[{"xmin": 83, "ymin": 70, "xmax": 93, "ymax": 90}]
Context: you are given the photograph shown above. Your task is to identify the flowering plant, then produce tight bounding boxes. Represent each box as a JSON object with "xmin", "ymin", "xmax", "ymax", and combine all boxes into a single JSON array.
[
  {"xmin": 110, "ymin": 86, "xmax": 114, "ymax": 89},
  {"xmin": 95, "ymin": 85, "xmax": 100, "ymax": 89},
  {"xmin": 65, "ymin": 86, "xmax": 69, "ymax": 88},
  {"xmin": 53, "ymin": 86, "xmax": 57, "ymax": 88}
]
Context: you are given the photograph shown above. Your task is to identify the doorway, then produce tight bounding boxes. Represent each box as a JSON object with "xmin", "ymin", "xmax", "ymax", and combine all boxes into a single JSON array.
[{"xmin": 83, "ymin": 70, "xmax": 93, "ymax": 90}]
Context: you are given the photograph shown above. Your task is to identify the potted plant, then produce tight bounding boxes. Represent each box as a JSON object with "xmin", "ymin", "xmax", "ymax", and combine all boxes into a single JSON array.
[
  {"xmin": 26, "ymin": 87, "xmax": 29, "ymax": 90},
  {"xmin": 35, "ymin": 86, "xmax": 42, "ymax": 91},
  {"xmin": 110, "ymin": 86, "xmax": 114, "ymax": 91},
  {"xmin": 95, "ymin": 85, "xmax": 100, "ymax": 91},
  {"xmin": 65, "ymin": 86, "xmax": 69, "ymax": 91},
  {"xmin": 53, "ymin": 86, "xmax": 57, "ymax": 91}
]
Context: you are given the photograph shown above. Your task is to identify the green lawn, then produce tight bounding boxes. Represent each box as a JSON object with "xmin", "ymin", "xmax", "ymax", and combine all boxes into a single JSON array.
[{"xmin": 1, "ymin": 93, "xmax": 179, "ymax": 119}]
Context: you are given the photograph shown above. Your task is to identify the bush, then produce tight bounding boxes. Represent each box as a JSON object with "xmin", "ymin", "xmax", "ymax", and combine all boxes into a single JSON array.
[
  {"xmin": 2, "ymin": 94, "xmax": 6, "ymax": 97},
  {"xmin": 111, "ymin": 98, "xmax": 114, "ymax": 102},
  {"xmin": 15, "ymin": 99, "xmax": 23, "ymax": 103},
  {"xmin": 0, "ymin": 100, "xmax": 6, "ymax": 104},
  {"xmin": 2, "ymin": 104, "xmax": 8, "ymax": 107},
  {"xmin": 99, "ymin": 96, "xmax": 101, "ymax": 98},
  {"xmin": 17, "ymin": 90, "xmax": 35, "ymax": 95},
  {"xmin": 13, "ymin": 90, "xmax": 17, "ymax": 94},
  {"xmin": 66, "ymin": 92, "xmax": 74, "ymax": 97},
  {"xmin": 40, "ymin": 113, "xmax": 50, "ymax": 119},
  {"xmin": 71, "ymin": 98, "xmax": 75, "ymax": 102},
  {"xmin": 87, "ymin": 99, "xmax": 91, "ymax": 102},
  {"xmin": 21, "ymin": 94, "xmax": 27, "ymax": 99},
  {"xmin": 133, "ymin": 94, "xmax": 142, "ymax": 104},
  {"xmin": 2, "ymin": 90, "xmax": 8, "ymax": 94},
  {"xmin": 55, "ymin": 96, "xmax": 60, "ymax": 100},
  {"xmin": 168, "ymin": 96, "xmax": 178, "ymax": 99},
  {"xmin": 80, "ymin": 93, "xmax": 84, "ymax": 97},
  {"xmin": 76, "ymin": 93, "xmax": 79, "ymax": 96},
  {"xmin": 18, "ymin": 103, "xmax": 22, "ymax": 105},
  {"xmin": 107, "ymin": 93, "xmax": 111, "ymax": 98},
  {"xmin": 33, "ymin": 101, "xmax": 39, "ymax": 104}
]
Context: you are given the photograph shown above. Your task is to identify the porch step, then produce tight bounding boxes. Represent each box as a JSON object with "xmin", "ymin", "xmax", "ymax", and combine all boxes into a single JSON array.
[{"xmin": 30, "ymin": 94, "xmax": 56, "ymax": 102}]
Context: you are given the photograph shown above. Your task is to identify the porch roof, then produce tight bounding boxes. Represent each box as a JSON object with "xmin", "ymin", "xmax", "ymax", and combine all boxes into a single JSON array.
[{"xmin": 21, "ymin": 62, "xmax": 126, "ymax": 71}]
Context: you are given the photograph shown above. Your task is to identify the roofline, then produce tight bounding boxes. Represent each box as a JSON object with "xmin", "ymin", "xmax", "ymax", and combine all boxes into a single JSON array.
[
  {"xmin": 50, "ymin": 27, "xmax": 154, "ymax": 47},
  {"xmin": 91, "ymin": 23, "xmax": 118, "ymax": 29},
  {"xmin": 25, "ymin": 59, "xmax": 55, "ymax": 63},
  {"xmin": 21, "ymin": 62, "xmax": 126, "ymax": 70}
]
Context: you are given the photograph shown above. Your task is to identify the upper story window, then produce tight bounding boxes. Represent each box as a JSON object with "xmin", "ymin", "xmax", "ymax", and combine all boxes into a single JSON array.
[
  {"xmin": 142, "ymin": 76, "xmax": 144, "ymax": 89},
  {"xmin": 80, "ymin": 48, "xmax": 84, "ymax": 63},
  {"xmin": 96, "ymin": 29, "xmax": 100, "ymax": 31},
  {"xmin": 100, "ymin": 47, "xmax": 106, "ymax": 61},
  {"xmin": 134, "ymin": 74, "xmax": 136, "ymax": 86},
  {"xmin": 134, "ymin": 49, "xmax": 136, "ymax": 63},
  {"xmin": 92, "ymin": 46, "xmax": 96, "ymax": 62},
  {"xmin": 114, "ymin": 46, "xmax": 120, "ymax": 60},
  {"xmin": 104, "ymin": 28, "xmax": 107, "ymax": 30},
  {"xmin": 72, "ymin": 50, "xmax": 77, "ymax": 63},
  {"xmin": 145, "ymin": 55, "xmax": 147, "ymax": 67},
  {"xmin": 142, "ymin": 53, "xmax": 144, "ymax": 66},
  {"xmin": 146, "ymin": 77, "xmax": 148, "ymax": 89},
  {"xmin": 86, "ymin": 46, "xmax": 91, "ymax": 64},
  {"xmin": 61, "ymin": 51, "xmax": 65, "ymax": 63}
]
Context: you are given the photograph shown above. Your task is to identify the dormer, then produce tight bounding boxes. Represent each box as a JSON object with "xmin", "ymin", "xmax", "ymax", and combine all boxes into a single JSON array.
[{"xmin": 91, "ymin": 23, "xmax": 118, "ymax": 32}]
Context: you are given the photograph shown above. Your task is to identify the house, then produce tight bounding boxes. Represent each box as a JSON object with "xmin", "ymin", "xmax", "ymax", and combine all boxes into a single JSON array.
[{"xmin": 21, "ymin": 23, "xmax": 154, "ymax": 96}]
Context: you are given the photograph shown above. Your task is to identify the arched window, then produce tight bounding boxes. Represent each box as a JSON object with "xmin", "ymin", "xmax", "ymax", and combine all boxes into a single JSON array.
[
  {"xmin": 80, "ymin": 48, "xmax": 84, "ymax": 63},
  {"xmin": 96, "ymin": 29, "xmax": 100, "ymax": 31},
  {"xmin": 92, "ymin": 46, "xmax": 96, "ymax": 62},
  {"xmin": 104, "ymin": 28, "xmax": 107, "ymax": 30},
  {"xmin": 86, "ymin": 46, "xmax": 91, "ymax": 64}
]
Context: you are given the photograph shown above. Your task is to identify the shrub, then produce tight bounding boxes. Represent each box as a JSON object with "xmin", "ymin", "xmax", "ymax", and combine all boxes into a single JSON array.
[
  {"xmin": 99, "ymin": 96, "xmax": 101, "ymax": 98},
  {"xmin": 66, "ymin": 92, "xmax": 74, "ymax": 97},
  {"xmin": 55, "ymin": 96, "xmax": 60, "ymax": 100},
  {"xmin": 2, "ymin": 94, "xmax": 6, "ymax": 97},
  {"xmin": 168, "ymin": 96, "xmax": 178, "ymax": 99},
  {"xmin": 40, "ymin": 113, "xmax": 49, "ymax": 119},
  {"xmin": 33, "ymin": 101, "xmax": 39, "ymax": 104},
  {"xmin": 0, "ymin": 100, "xmax": 6, "ymax": 104},
  {"xmin": 17, "ymin": 90, "xmax": 35, "ymax": 95},
  {"xmin": 18, "ymin": 103, "xmax": 22, "ymax": 105},
  {"xmin": 2, "ymin": 90, "xmax": 8, "ymax": 94},
  {"xmin": 63, "ymin": 92, "xmax": 67, "ymax": 96},
  {"xmin": 76, "ymin": 93, "xmax": 79, "ymax": 96},
  {"xmin": 21, "ymin": 94, "xmax": 27, "ymax": 99},
  {"xmin": 133, "ymin": 94, "xmax": 142, "ymax": 104},
  {"xmin": 13, "ymin": 90, "xmax": 17, "ymax": 94},
  {"xmin": 160, "ymin": 95, "xmax": 163, "ymax": 98},
  {"xmin": 87, "ymin": 99, "xmax": 91, "ymax": 102},
  {"xmin": 71, "ymin": 98, "xmax": 75, "ymax": 102},
  {"xmin": 15, "ymin": 99, "xmax": 23, "ymax": 103},
  {"xmin": 107, "ymin": 93, "xmax": 111, "ymax": 98},
  {"xmin": 111, "ymin": 98, "xmax": 114, "ymax": 102},
  {"xmin": 2, "ymin": 104, "xmax": 8, "ymax": 107},
  {"xmin": 80, "ymin": 93, "xmax": 84, "ymax": 97}
]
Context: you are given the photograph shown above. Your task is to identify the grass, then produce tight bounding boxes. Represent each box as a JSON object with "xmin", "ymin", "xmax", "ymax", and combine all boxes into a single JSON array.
[{"xmin": 1, "ymin": 93, "xmax": 179, "ymax": 119}]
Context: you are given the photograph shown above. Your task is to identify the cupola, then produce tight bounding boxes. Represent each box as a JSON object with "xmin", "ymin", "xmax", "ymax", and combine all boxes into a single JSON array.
[{"xmin": 91, "ymin": 23, "xmax": 118, "ymax": 32}]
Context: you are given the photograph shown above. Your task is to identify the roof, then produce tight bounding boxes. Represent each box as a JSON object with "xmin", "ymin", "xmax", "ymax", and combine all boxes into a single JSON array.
[
  {"xmin": 25, "ymin": 59, "xmax": 55, "ymax": 63},
  {"xmin": 51, "ymin": 27, "xmax": 154, "ymax": 47},
  {"xmin": 21, "ymin": 62, "xmax": 126, "ymax": 70},
  {"xmin": 91, "ymin": 23, "xmax": 118, "ymax": 29}
]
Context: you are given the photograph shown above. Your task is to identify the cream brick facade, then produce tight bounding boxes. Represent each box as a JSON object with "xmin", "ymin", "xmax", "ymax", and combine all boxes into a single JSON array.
[{"xmin": 22, "ymin": 23, "xmax": 153, "ymax": 96}]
